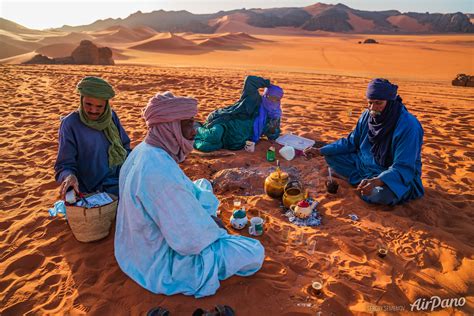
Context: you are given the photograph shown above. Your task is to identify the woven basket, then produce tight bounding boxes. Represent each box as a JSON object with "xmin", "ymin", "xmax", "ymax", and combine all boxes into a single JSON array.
[{"xmin": 66, "ymin": 193, "xmax": 118, "ymax": 243}]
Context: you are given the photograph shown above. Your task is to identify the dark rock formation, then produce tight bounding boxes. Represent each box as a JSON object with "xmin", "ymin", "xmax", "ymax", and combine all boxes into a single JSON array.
[
  {"xmin": 71, "ymin": 40, "xmax": 100, "ymax": 64},
  {"xmin": 406, "ymin": 12, "xmax": 474, "ymax": 33},
  {"xmin": 23, "ymin": 54, "xmax": 55, "ymax": 64},
  {"xmin": 302, "ymin": 8, "xmax": 353, "ymax": 32},
  {"xmin": 23, "ymin": 40, "xmax": 114, "ymax": 65},
  {"xmin": 363, "ymin": 38, "xmax": 378, "ymax": 44},
  {"xmin": 452, "ymin": 74, "xmax": 474, "ymax": 87},
  {"xmin": 98, "ymin": 47, "xmax": 113, "ymax": 65},
  {"xmin": 10, "ymin": 4, "xmax": 472, "ymax": 35},
  {"xmin": 246, "ymin": 8, "xmax": 312, "ymax": 28}
]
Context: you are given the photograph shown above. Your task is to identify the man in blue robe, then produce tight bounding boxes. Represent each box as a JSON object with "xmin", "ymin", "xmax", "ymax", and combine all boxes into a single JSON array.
[
  {"xmin": 305, "ymin": 78, "xmax": 424, "ymax": 205},
  {"xmin": 54, "ymin": 76, "xmax": 130, "ymax": 199},
  {"xmin": 115, "ymin": 92, "xmax": 264, "ymax": 298}
]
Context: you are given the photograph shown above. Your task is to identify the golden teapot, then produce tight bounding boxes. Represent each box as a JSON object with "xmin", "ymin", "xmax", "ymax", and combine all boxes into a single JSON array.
[
  {"xmin": 282, "ymin": 180, "xmax": 307, "ymax": 209},
  {"xmin": 264, "ymin": 161, "xmax": 289, "ymax": 199}
]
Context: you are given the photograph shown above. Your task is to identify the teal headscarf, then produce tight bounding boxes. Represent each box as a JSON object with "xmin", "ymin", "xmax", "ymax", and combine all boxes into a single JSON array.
[{"xmin": 77, "ymin": 76, "xmax": 127, "ymax": 167}]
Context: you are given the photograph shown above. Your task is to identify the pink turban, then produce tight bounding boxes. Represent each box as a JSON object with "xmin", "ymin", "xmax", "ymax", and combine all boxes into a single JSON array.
[{"xmin": 142, "ymin": 91, "xmax": 198, "ymax": 163}]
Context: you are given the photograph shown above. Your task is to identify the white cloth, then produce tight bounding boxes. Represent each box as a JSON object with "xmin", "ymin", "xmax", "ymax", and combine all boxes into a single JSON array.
[{"xmin": 114, "ymin": 142, "xmax": 264, "ymax": 298}]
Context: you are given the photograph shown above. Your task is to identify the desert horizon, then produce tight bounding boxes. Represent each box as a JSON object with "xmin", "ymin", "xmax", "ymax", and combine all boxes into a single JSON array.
[{"xmin": 1, "ymin": 1, "xmax": 473, "ymax": 315}]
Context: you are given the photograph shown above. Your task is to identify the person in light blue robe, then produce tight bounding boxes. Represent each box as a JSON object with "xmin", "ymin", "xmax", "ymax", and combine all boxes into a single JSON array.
[
  {"xmin": 115, "ymin": 92, "xmax": 264, "ymax": 298},
  {"xmin": 305, "ymin": 78, "xmax": 424, "ymax": 205}
]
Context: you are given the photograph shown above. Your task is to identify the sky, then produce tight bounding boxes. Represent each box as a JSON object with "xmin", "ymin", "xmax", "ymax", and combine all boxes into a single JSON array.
[{"xmin": 1, "ymin": 0, "xmax": 473, "ymax": 30}]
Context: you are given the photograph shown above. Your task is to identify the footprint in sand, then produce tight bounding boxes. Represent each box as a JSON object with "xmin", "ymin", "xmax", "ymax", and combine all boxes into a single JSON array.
[{"xmin": 4, "ymin": 252, "xmax": 45, "ymax": 277}]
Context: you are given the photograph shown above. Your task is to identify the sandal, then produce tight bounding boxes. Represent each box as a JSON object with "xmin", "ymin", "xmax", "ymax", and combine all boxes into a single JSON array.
[
  {"xmin": 192, "ymin": 304, "xmax": 235, "ymax": 316},
  {"xmin": 147, "ymin": 306, "xmax": 170, "ymax": 316}
]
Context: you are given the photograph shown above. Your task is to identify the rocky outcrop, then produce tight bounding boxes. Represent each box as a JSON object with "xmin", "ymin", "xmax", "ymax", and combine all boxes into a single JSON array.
[
  {"xmin": 98, "ymin": 47, "xmax": 113, "ymax": 65},
  {"xmin": 452, "ymin": 74, "xmax": 474, "ymax": 87},
  {"xmin": 246, "ymin": 8, "xmax": 312, "ymax": 28},
  {"xmin": 23, "ymin": 40, "xmax": 114, "ymax": 65},
  {"xmin": 363, "ymin": 38, "xmax": 378, "ymax": 44},
  {"xmin": 22, "ymin": 54, "xmax": 55, "ymax": 64},
  {"xmin": 406, "ymin": 12, "xmax": 474, "ymax": 33},
  {"xmin": 71, "ymin": 40, "xmax": 100, "ymax": 64},
  {"xmin": 302, "ymin": 8, "xmax": 353, "ymax": 32}
]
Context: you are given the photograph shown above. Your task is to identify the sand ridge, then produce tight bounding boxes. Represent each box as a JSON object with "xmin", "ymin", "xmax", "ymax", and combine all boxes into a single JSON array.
[
  {"xmin": 0, "ymin": 64, "xmax": 472, "ymax": 315},
  {"xmin": 2, "ymin": 28, "xmax": 472, "ymax": 81}
]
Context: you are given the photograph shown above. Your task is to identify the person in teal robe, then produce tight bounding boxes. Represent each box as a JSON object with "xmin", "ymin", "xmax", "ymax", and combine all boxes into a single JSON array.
[
  {"xmin": 194, "ymin": 75, "xmax": 284, "ymax": 152},
  {"xmin": 305, "ymin": 78, "xmax": 424, "ymax": 205}
]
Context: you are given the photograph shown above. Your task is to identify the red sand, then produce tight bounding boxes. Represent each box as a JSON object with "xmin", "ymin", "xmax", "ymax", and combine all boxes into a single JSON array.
[{"xmin": 0, "ymin": 64, "xmax": 473, "ymax": 315}]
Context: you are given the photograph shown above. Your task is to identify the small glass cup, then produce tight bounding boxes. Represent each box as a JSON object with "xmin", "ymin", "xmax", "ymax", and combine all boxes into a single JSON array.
[
  {"xmin": 378, "ymin": 247, "xmax": 388, "ymax": 258},
  {"xmin": 233, "ymin": 200, "xmax": 241, "ymax": 209},
  {"xmin": 311, "ymin": 280, "xmax": 323, "ymax": 295}
]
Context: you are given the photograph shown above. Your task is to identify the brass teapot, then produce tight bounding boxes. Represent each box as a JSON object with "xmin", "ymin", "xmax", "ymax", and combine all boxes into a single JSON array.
[
  {"xmin": 282, "ymin": 180, "xmax": 307, "ymax": 209},
  {"xmin": 264, "ymin": 161, "xmax": 289, "ymax": 199}
]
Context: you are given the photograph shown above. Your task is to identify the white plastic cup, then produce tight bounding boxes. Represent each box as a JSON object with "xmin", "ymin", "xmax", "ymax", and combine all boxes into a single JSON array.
[
  {"xmin": 245, "ymin": 141, "xmax": 255, "ymax": 153},
  {"xmin": 279, "ymin": 145, "xmax": 295, "ymax": 161}
]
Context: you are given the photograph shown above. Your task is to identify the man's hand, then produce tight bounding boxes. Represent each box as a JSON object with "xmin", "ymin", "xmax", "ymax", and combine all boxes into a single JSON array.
[
  {"xmin": 303, "ymin": 147, "xmax": 321, "ymax": 160},
  {"xmin": 59, "ymin": 174, "xmax": 79, "ymax": 200},
  {"xmin": 357, "ymin": 178, "xmax": 384, "ymax": 196}
]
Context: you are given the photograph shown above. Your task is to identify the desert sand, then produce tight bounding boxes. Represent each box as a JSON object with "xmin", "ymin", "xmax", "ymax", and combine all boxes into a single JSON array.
[
  {"xmin": 0, "ymin": 59, "xmax": 473, "ymax": 315},
  {"xmin": 1, "ymin": 23, "xmax": 473, "ymax": 82}
]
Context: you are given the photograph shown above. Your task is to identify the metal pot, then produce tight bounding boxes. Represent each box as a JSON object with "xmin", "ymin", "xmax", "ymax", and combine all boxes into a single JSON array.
[
  {"xmin": 282, "ymin": 180, "xmax": 307, "ymax": 209},
  {"xmin": 264, "ymin": 161, "xmax": 289, "ymax": 199}
]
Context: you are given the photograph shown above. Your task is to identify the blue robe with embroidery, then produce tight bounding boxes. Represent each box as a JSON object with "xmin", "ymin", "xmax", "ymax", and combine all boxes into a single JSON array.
[
  {"xmin": 114, "ymin": 142, "xmax": 264, "ymax": 298},
  {"xmin": 320, "ymin": 108, "xmax": 424, "ymax": 204},
  {"xmin": 54, "ymin": 111, "xmax": 131, "ymax": 196}
]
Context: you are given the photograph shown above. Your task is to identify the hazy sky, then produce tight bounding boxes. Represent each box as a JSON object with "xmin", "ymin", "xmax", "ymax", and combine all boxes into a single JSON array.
[{"xmin": 1, "ymin": 0, "xmax": 473, "ymax": 30}]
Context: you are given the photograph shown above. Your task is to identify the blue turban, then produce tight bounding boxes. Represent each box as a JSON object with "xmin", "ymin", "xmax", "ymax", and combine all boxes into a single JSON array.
[
  {"xmin": 366, "ymin": 78, "xmax": 398, "ymax": 101},
  {"xmin": 251, "ymin": 84, "xmax": 283, "ymax": 142}
]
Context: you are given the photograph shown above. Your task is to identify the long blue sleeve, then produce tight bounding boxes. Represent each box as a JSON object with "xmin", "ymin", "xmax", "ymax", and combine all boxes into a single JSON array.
[{"xmin": 55, "ymin": 117, "xmax": 79, "ymax": 184}]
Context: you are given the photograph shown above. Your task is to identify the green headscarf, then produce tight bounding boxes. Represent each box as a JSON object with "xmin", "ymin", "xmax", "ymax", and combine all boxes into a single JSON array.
[{"xmin": 77, "ymin": 76, "xmax": 127, "ymax": 167}]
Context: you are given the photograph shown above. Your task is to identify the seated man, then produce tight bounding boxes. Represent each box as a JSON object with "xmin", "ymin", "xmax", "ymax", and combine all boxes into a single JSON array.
[
  {"xmin": 305, "ymin": 78, "xmax": 424, "ymax": 205},
  {"xmin": 54, "ymin": 76, "xmax": 130, "ymax": 199},
  {"xmin": 114, "ymin": 91, "xmax": 264, "ymax": 298},
  {"xmin": 194, "ymin": 75, "xmax": 283, "ymax": 152}
]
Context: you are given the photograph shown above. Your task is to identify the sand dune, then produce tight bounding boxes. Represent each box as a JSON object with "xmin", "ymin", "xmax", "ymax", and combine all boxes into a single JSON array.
[
  {"xmin": 1, "ymin": 31, "xmax": 472, "ymax": 81},
  {"xmin": 0, "ymin": 51, "xmax": 37, "ymax": 64},
  {"xmin": 198, "ymin": 32, "xmax": 267, "ymax": 49},
  {"xmin": 0, "ymin": 17, "xmax": 43, "ymax": 35},
  {"xmin": 35, "ymin": 43, "xmax": 77, "ymax": 58},
  {"xmin": 38, "ymin": 32, "xmax": 95, "ymax": 45},
  {"xmin": 0, "ymin": 64, "xmax": 472, "ymax": 315},
  {"xmin": 93, "ymin": 25, "xmax": 156, "ymax": 43},
  {"xmin": 303, "ymin": 3, "xmax": 333, "ymax": 15},
  {"xmin": 129, "ymin": 33, "xmax": 199, "ymax": 51},
  {"xmin": 347, "ymin": 12, "xmax": 375, "ymax": 33},
  {"xmin": 209, "ymin": 13, "xmax": 302, "ymax": 35},
  {"xmin": 387, "ymin": 15, "xmax": 431, "ymax": 33},
  {"xmin": 0, "ymin": 34, "xmax": 42, "ymax": 58},
  {"xmin": 0, "ymin": 40, "xmax": 32, "ymax": 59}
]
